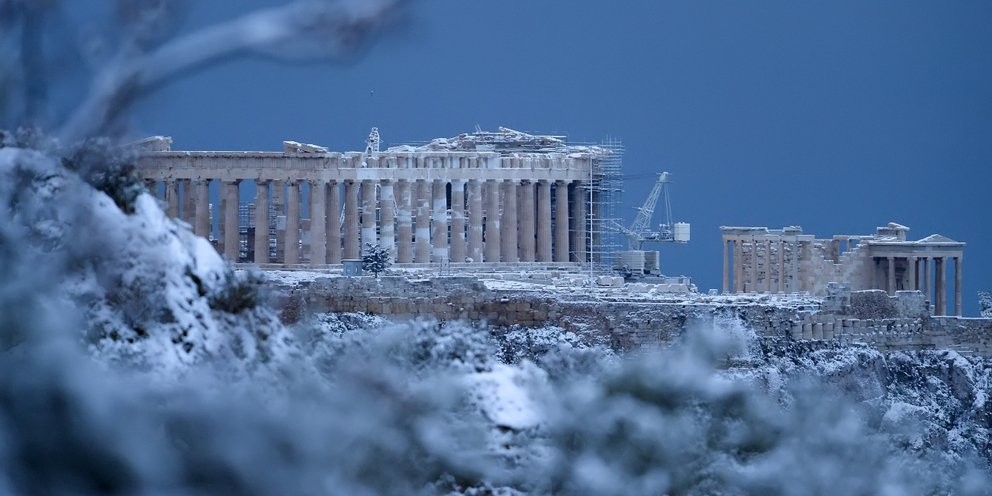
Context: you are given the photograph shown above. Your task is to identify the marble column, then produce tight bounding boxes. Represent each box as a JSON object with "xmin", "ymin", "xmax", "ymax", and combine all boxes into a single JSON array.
[
  {"xmin": 182, "ymin": 180, "xmax": 196, "ymax": 225},
  {"xmin": 309, "ymin": 180, "xmax": 326, "ymax": 265},
  {"xmin": 501, "ymin": 180, "xmax": 519, "ymax": 263},
  {"xmin": 484, "ymin": 180, "xmax": 501, "ymax": 262},
  {"xmin": 779, "ymin": 240, "xmax": 786, "ymax": 292},
  {"xmin": 537, "ymin": 180, "xmax": 552, "ymax": 262},
  {"xmin": 572, "ymin": 183, "xmax": 586, "ymax": 263},
  {"xmin": 923, "ymin": 257, "xmax": 931, "ymax": 309},
  {"xmin": 284, "ymin": 181, "xmax": 300, "ymax": 264},
  {"xmin": 431, "ymin": 179, "xmax": 449, "ymax": 261},
  {"xmin": 749, "ymin": 239, "xmax": 758, "ymax": 293},
  {"xmin": 326, "ymin": 181, "xmax": 342, "ymax": 264},
  {"xmin": 344, "ymin": 180, "xmax": 359, "ymax": 260},
  {"xmin": 908, "ymin": 256, "xmax": 917, "ymax": 291},
  {"xmin": 223, "ymin": 180, "xmax": 240, "ymax": 261},
  {"xmin": 254, "ymin": 181, "xmax": 269, "ymax": 264},
  {"xmin": 553, "ymin": 181, "xmax": 569, "ymax": 263},
  {"xmin": 955, "ymin": 255, "xmax": 963, "ymax": 316},
  {"xmin": 380, "ymin": 180, "xmax": 396, "ymax": 259},
  {"xmin": 519, "ymin": 180, "xmax": 536, "ymax": 262},
  {"xmin": 271, "ymin": 181, "xmax": 285, "ymax": 262},
  {"xmin": 936, "ymin": 257, "xmax": 946, "ymax": 316},
  {"xmin": 361, "ymin": 180, "xmax": 377, "ymax": 250},
  {"xmin": 165, "ymin": 180, "xmax": 179, "ymax": 218},
  {"xmin": 733, "ymin": 238, "xmax": 742, "ymax": 293},
  {"xmin": 450, "ymin": 180, "xmax": 466, "ymax": 262},
  {"xmin": 765, "ymin": 239, "xmax": 772, "ymax": 293},
  {"xmin": 887, "ymin": 256, "xmax": 896, "ymax": 295},
  {"xmin": 467, "ymin": 179, "xmax": 483, "ymax": 263},
  {"xmin": 194, "ymin": 179, "xmax": 210, "ymax": 239},
  {"xmin": 722, "ymin": 238, "xmax": 730, "ymax": 293},
  {"xmin": 415, "ymin": 180, "xmax": 431, "ymax": 263},
  {"xmin": 395, "ymin": 180, "xmax": 413, "ymax": 263}
]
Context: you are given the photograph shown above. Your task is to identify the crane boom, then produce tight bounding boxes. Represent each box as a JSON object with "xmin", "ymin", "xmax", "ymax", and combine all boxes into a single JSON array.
[
  {"xmin": 629, "ymin": 172, "xmax": 668, "ymax": 236},
  {"xmin": 613, "ymin": 171, "xmax": 687, "ymax": 250}
]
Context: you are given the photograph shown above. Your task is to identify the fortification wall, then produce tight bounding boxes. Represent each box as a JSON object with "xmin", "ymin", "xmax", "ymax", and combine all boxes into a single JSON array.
[{"xmin": 270, "ymin": 276, "xmax": 992, "ymax": 355}]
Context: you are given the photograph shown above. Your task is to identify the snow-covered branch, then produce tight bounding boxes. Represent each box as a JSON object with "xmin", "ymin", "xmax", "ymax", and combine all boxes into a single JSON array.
[{"xmin": 58, "ymin": 0, "xmax": 400, "ymax": 143}]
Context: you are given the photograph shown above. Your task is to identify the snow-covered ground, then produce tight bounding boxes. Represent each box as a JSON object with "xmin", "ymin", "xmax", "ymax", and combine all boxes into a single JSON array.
[{"xmin": 261, "ymin": 268, "xmax": 824, "ymax": 308}]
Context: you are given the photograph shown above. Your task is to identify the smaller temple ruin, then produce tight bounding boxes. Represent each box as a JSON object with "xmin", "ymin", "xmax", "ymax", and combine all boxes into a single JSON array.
[{"xmin": 721, "ymin": 222, "xmax": 965, "ymax": 316}]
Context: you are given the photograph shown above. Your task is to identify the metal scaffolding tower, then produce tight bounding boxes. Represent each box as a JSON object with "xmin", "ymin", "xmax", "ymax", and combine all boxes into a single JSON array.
[{"xmin": 586, "ymin": 136, "xmax": 624, "ymax": 276}]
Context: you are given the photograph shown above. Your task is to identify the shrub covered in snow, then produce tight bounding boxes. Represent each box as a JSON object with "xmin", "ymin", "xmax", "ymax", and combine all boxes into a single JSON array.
[
  {"xmin": 362, "ymin": 242, "xmax": 392, "ymax": 278},
  {"xmin": 981, "ymin": 291, "xmax": 992, "ymax": 318}
]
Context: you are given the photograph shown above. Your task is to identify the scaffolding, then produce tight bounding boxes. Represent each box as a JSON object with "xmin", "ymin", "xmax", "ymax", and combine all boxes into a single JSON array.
[
  {"xmin": 397, "ymin": 127, "xmax": 625, "ymax": 276},
  {"xmin": 586, "ymin": 137, "xmax": 624, "ymax": 276}
]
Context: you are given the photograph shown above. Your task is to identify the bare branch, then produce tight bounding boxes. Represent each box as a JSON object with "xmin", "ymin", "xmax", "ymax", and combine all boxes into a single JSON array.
[{"xmin": 58, "ymin": 0, "xmax": 400, "ymax": 143}]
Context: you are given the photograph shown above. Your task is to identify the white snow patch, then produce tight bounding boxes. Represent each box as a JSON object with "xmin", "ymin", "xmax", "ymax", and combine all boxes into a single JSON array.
[{"xmin": 466, "ymin": 362, "xmax": 546, "ymax": 430}]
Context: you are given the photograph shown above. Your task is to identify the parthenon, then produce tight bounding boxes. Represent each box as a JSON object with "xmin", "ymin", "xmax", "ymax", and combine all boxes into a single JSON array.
[
  {"xmin": 135, "ymin": 128, "xmax": 614, "ymax": 268},
  {"xmin": 721, "ymin": 222, "xmax": 965, "ymax": 316}
]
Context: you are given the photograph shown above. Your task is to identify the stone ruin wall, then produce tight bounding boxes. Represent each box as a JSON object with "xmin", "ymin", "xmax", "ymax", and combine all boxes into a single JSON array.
[
  {"xmin": 802, "ymin": 240, "xmax": 874, "ymax": 295},
  {"xmin": 271, "ymin": 277, "xmax": 992, "ymax": 356}
]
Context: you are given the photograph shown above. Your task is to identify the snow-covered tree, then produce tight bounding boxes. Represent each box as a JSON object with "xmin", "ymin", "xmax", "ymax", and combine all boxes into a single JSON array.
[
  {"xmin": 362, "ymin": 242, "xmax": 391, "ymax": 278},
  {"xmin": 0, "ymin": 0, "xmax": 400, "ymax": 140}
]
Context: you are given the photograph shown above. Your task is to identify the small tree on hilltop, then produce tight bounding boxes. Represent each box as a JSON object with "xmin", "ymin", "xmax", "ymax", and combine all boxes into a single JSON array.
[{"xmin": 362, "ymin": 243, "xmax": 391, "ymax": 278}]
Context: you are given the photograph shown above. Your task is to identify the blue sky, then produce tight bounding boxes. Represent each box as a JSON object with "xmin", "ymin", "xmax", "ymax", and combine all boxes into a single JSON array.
[{"xmin": 125, "ymin": 1, "xmax": 990, "ymax": 313}]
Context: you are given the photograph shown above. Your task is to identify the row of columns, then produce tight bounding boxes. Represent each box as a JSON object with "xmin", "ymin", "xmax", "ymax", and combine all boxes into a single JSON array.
[
  {"xmin": 722, "ymin": 238, "xmax": 802, "ymax": 294},
  {"xmin": 152, "ymin": 177, "xmax": 591, "ymax": 266},
  {"xmin": 879, "ymin": 255, "xmax": 963, "ymax": 316}
]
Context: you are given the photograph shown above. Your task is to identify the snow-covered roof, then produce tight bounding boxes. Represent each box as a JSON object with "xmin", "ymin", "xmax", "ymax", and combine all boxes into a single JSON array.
[
  {"xmin": 916, "ymin": 234, "xmax": 962, "ymax": 244},
  {"xmin": 386, "ymin": 126, "xmax": 610, "ymax": 156}
]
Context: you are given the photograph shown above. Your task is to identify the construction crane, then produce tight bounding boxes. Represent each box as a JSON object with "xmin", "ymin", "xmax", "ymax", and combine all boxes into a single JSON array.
[
  {"xmin": 609, "ymin": 172, "xmax": 689, "ymax": 276},
  {"xmin": 611, "ymin": 172, "xmax": 688, "ymax": 250}
]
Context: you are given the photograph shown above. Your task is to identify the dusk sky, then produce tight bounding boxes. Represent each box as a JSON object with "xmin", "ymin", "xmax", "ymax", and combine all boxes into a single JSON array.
[{"xmin": 117, "ymin": 1, "xmax": 990, "ymax": 313}]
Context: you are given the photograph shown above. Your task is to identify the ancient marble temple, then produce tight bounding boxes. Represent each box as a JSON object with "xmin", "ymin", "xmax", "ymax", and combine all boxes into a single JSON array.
[
  {"xmin": 721, "ymin": 223, "xmax": 965, "ymax": 316},
  {"xmin": 135, "ymin": 128, "xmax": 611, "ymax": 268}
]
